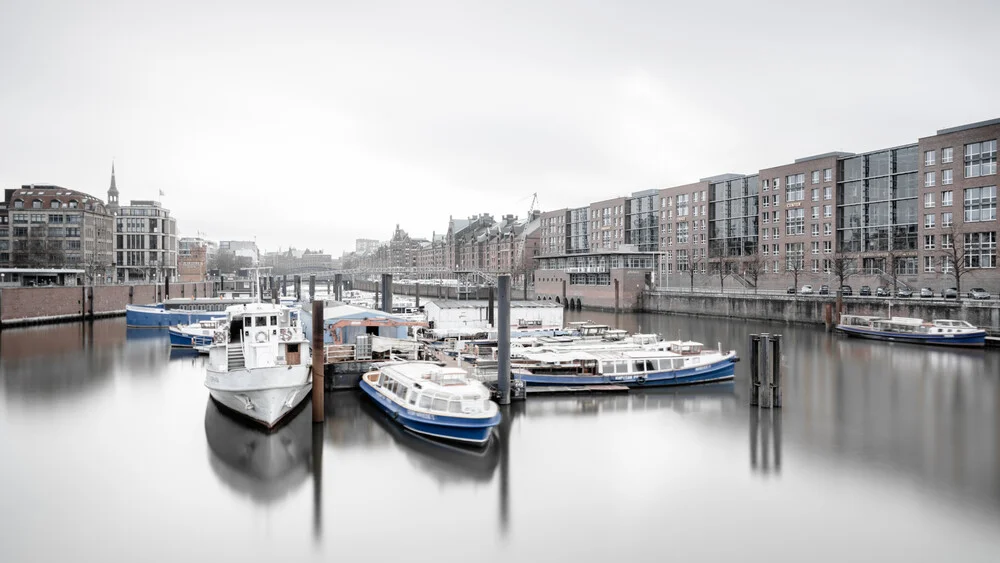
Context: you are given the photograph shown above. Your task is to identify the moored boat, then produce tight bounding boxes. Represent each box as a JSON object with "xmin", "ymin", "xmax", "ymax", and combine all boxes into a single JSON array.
[
  {"xmin": 126, "ymin": 296, "xmax": 254, "ymax": 328},
  {"xmin": 513, "ymin": 340, "xmax": 737, "ymax": 388},
  {"xmin": 836, "ymin": 315, "xmax": 986, "ymax": 347},
  {"xmin": 204, "ymin": 302, "xmax": 313, "ymax": 428},
  {"xmin": 359, "ymin": 361, "xmax": 501, "ymax": 445},
  {"xmin": 169, "ymin": 319, "xmax": 225, "ymax": 348}
]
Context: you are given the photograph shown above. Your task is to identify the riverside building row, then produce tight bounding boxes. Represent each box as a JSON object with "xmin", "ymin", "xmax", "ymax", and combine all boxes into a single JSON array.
[
  {"xmin": 535, "ymin": 118, "xmax": 999, "ymax": 310},
  {"xmin": 341, "ymin": 212, "xmax": 542, "ymax": 288},
  {"xmin": 0, "ymin": 164, "xmax": 178, "ymax": 284}
]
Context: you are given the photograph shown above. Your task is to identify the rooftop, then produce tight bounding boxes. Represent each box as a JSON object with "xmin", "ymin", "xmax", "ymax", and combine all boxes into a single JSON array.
[{"xmin": 936, "ymin": 117, "xmax": 1000, "ymax": 136}]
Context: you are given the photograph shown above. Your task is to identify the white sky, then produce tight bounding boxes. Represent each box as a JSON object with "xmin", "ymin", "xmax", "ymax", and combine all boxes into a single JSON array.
[{"xmin": 1, "ymin": 0, "xmax": 997, "ymax": 254}]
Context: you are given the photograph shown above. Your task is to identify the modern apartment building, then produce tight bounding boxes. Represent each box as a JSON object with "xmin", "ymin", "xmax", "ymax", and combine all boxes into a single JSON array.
[{"xmin": 115, "ymin": 199, "xmax": 178, "ymax": 282}]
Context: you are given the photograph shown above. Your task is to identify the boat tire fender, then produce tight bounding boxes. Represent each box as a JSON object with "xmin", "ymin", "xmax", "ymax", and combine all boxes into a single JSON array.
[
  {"xmin": 637, "ymin": 376, "xmax": 647, "ymax": 385},
  {"xmin": 255, "ymin": 331, "xmax": 267, "ymax": 343}
]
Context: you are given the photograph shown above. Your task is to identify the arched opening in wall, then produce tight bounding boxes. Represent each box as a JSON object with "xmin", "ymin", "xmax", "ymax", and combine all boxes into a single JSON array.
[
  {"xmin": 575, "ymin": 298, "xmax": 582, "ymax": 310},
  {"xmin": 555, "ymin": 296, "xmax": 561, "ymax": 304}
]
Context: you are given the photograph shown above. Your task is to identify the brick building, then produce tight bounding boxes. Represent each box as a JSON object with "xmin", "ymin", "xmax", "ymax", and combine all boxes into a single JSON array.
[{"xmin": 0, "ymin": 185, "xmax": 114, "ymax": 283}]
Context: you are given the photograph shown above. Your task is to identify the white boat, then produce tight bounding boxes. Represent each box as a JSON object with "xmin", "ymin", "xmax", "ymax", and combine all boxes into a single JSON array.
[
  {"xmin": 359, "ymin": 361, "xmax": 501, "ymax": 445},
  {"xmin": 204, "ymin": 302, "xmax": 313, "ymax": 428},
  {"xmin": 836, "ymin": 315, "xmax": 986, "ymax": 347},
  {"xmin": 169, "ymin": 318, "xmax": 226, "ymax": 348}
]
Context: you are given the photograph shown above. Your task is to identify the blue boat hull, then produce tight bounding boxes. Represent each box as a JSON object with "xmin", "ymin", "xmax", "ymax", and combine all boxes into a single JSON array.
[
  {"xmin": 127, "ymin": 305, "xmax": 223, "ymax": 328},
  {"xmin": 359, "ymin": 380, "xmax": 501, "ymax": 445},
  {"xmin": 837, "ymin": 325, "xmax": 985, "ymax": 347},
  {"xmin": 168, "ymin": 327, "xmax": 213, "ymax": 348},
  {"xmin": 516, "ymin": 357, "xmax": 736, "ymax": 387}
]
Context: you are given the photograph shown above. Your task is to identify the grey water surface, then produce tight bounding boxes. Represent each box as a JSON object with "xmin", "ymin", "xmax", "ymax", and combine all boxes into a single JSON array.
[{"xmin": 1, "ymin": 312, "xmax": 999, "ymax": 562}]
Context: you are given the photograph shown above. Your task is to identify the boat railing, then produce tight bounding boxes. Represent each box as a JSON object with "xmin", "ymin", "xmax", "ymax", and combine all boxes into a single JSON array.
[{"xmin": 324, "ymin": 344, "xmax": 357, "ymax": 364}]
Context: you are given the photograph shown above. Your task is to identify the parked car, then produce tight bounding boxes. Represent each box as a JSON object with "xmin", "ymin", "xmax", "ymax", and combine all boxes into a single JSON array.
[
  {"xmin": 800, "ymin": 285, "xmax": 814, "ymax": 294},
  {"xmin": 896, "ymin": 288, "xmax": 913, "ymax": 298},
  {"xmin": 875, "ymin": 286, "xmax": 890, "ymax": 297},
  {"xmin": 920, "ymin": 287, "xmax": 935, "ymax": 298},
  {"xmin": 968, "ymin": 287, "xmax": 991, "ymax": 300},
  {"xmin": 943, "ymin": 287, "xmax": 958, "ymax": 299},
  {"xmin": 840, "ymin": 285, "xmax": 853, "ymax": 296},
  {"xmin": 786, "ymin": 286, "xmax": 796, "ymax": 294},
  {"xmin": 818, "ymin": 285, "xmax": 830, "ymax": 295},
  {"xmin": 859, "ymin": 285, "xmax": 872, "ymax": 296}
]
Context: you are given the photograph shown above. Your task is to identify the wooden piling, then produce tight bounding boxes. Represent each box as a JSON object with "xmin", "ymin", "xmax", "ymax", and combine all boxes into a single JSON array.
[
  {"xmin": 414, "ymin": 282, "xmax": 420, "ymax": 308},
  {"xmin": 309, "ymin": 274, "xmax": 316, "ymax": 302},
  {"xmin": 770, "ymin": 335, "xmax": 782, "ymax": 408},
  {"xmin": 758, "ymin": 333, "xmax": 771, "ymax": 408},
  {"xmin": 488, "ymin": 286, "xmax": 495, "ymax": 327},
  {"xmin": 334, "ymin": 274, "xmax": 343, "ymax": 301},
  {"xmin": 311, "ymin": 300, "xmax": 325, "ymax": 422},
  {"xmin": 497, "ymin": 275, "xmax": 511, "ymax": 405},
  {"xmin": 749, "ymin": 334, "xmax": 761, "ymax": 406}
]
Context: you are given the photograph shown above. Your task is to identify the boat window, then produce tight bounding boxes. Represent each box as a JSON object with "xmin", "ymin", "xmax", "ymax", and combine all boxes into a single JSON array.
[
  {"xmin": 448, "ymin": 400, "xmax": 462, "ymax": 413},
  {"xmin": 672, "ymin": 359, "xmax": 684, "ymax": 370},
  {"xmin": 432, "ymin": 397, "xmax": 448, "ymax": 411},
  {"xmin": 259, "ymin": 316, "xmax": 269, "ymax": 327},
  {"xmin": 602, "ymin": 361, "xmax": 615, "ymax": 374},
  {"xmin": 418, "ymin": 394, "xmax": 432, "ymax": 409},
  {"xmin": 634, "ymin": 361, "xmax": 645, "ymax": 373},
  {"xmin": 645, "ymin": 360, "xmax": 656, "ymax": 371},
  {"xmin": 614, "ymin": 360, "xmax": 628, "ymax": 373},
  {"xmin": 408, "ymin": 391, "xmax": 417, "ymax": 405},
  {"xmin": 270, "ymin": 315, "xmax": 277, "ymax": 325}
]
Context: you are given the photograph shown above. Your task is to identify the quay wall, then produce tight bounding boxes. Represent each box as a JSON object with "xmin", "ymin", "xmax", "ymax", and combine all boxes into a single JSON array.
[
  {"xmin": 641, "ymin": 290, "xmax": 1000, "ymax": 334},
  {"xmin": 0, "ymin": 282, "xmax": 216, "ymax": 328}
]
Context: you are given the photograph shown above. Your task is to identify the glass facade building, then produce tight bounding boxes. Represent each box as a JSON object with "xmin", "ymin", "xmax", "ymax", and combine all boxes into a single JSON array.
[
  {"xmin": 708, "ymin": 175, "xmax": 759, "ymax": 258},
  {"xmin": 625, "ymin": 189, "xmax": 659, "ymax": 252},
  {"xmin": 836, "ymin": 145, "xmax": 919, "ymax": 254}
]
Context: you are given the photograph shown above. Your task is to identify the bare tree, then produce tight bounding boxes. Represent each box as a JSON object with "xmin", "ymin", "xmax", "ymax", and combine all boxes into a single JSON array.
[
  {"xmin": 715, "ymin": 255, "xmax": 734, "ymax": 292},
  {"xmin": 687, "ymin": 255, "xmax": 702, "ymax": 292},
  {"xmin": 742, "ymin": 250, "xmax": 766, "ymax": 294},
  {"xmin": 786, "ymin": 253, "xmax": 805, "ymax": 296},
  {"xmin": 940, "ymin": 227, "xmax": 972, "ymax": 299},
  {"xmin": 830, "ymin": 252, "xmax": 857, "ymax": 315}
]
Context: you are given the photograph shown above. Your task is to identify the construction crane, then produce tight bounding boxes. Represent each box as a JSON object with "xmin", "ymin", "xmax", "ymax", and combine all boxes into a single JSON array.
[{"xmin": 510, "ymin": 193, "xmax": 539, "ymax": 286}]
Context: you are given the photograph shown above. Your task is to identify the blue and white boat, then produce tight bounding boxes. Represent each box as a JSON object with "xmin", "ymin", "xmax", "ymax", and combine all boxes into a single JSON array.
[
  {"xmin": 360, "ymin": 361, "xmax": 501, "ymax": 445},
  {"xmin": 126, "ymin": 297, "xmax": 253, "ymax": 328},
  {"xmin": 837, "ymin": 315, "xmax": 986, "ymax": 348},
  {"xmin": 512, "ymin": 340, "xmax": 737, "ymax": 388},
  {"xmin": 169, "ymin": 319, "xmax": 226, "ymax": 348}
]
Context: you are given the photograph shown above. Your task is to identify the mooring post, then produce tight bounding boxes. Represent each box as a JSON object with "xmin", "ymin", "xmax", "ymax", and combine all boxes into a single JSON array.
[
  {"xmin": 414, "ymin": 282, "xmax": 420, "ymax": 309},
  {"xmin": 749, "ymin": 334, "xmax": 761, "ymax": 406},
  {"xmin": 164, "ymin": 274, "xmax": 170, "ymax": 301},
  {"xmin": 309, "ymin": 274, "xmax": 316, "ymax": 302},
  {"xmin": 824, "ymin": 303, "xmax": 833, "ymax": 332},
  {"xmin": 312, "ymin": 300, "xmax": 325, "ymax": 423},
  {"xmin": 488, "ymin": 286, "xmax": 495, "ymax": 327},
  {"xmin": 497, "ymin": 275, "xmax": 511, "ymax": 405},
  {"xmin": 334, "ymin": 273, "xmax": 343, "ymax": 301},
  {"xmin": 758, "ymin": 333, "xmax": 771, "ymax": 408},
  {"xmin": 294, "ymin": 275, "xmax": 301, "ymax": 301},
  {"xmin": 380, "ymin": 273, "xmax": 393, "ymax": 313},
  {"xmin": 771, "ymin": 334, "xmax": 782, "ymax": 408},
  {"xmin": 282, "ymin": 275, "xmax": 288, "ymax": 297}
]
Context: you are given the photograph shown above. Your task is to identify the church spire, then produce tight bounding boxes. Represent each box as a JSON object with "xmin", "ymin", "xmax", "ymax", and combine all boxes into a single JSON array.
[{"xmin": 107, "ymin": 160, "xmax": 120, "ymax": 214}]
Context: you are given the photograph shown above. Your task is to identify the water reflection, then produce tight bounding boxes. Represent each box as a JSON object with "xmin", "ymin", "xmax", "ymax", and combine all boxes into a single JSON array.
[
  {"xmin": 0, "ymin": 319, "xmax": 169, "ymax": 402},
  {"xmin": 521, "ymin": 381, "xmax": 737, "ymax": 419},
  {"xmin": 749, "ymin": 408, "xmax": 782, "ymax": 476},
  {"xmin": 204, "ymin": 398, "xmax": 312, "ymax": 504}
]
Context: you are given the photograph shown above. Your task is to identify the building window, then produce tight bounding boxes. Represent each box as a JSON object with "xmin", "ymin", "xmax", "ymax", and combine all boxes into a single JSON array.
[
  {"xmin": 763, "ymin": 213, "xmax": 769, "ymax": 223},
  {"xmin": 924, "ymin": 193, "xmax": 935, "ymax": 208},
  {"xmin": 965, "ymin": 140, "xmax": 997, "ymax": 178},
  {"xmin": 924, "ymin": 171, "xmax": 936, "ymax": 187},
  {"xmin": 811, "ymin": 188, "xmax": 819, "ymax": 201},
  {"xmin": 785, "ymin": 174, "xmax": 805, "ymax": 202},
  {"xmin": 785, "ymin": 209, "xmax": 805, "ymax": 235},
  {"xmin": 811, "ymin": 206, "xmax": 819, "ymax": 219},
  {"xmin": 32, "ymin": 199, "xmax": 42, "ymax": 209},
  {"xmin": 942, "ymin": 190, "xmax": 953, "ymax": 206},
  {"xmin": 964, "ymin": 186, "xmax": 997, "ymax": 222},
  {"xmin": 772, "ymin": 211, "xmax": 779, "ymax": 222},
  {"xmin": 924, "ymin": 213, "xmax": 936, "ymax": 228},
  {"xmin": 942, "ymin": 233, "xmax": 953, "ymax": 249},
  {"xmin": 924, "ymin": 235, "xmax": 936, "ymax": 249},
  {"xmin": 812, "ymin": 171, "xmax": 820, "ymax": 184},
  {"xmin": 824, "ymin": 168, "xmax": 832, "ymax": 182},
  {"xmin": 823, "ymin": 186, "xmax": 832, "ymax": 200},
  {"xmin": 942, "ymin": 147, "xmax": 954, "ymax": 164},
  {"xmin": 676, "ymin": 222, "xmax": 689, "ymax": 243},
  {"xmin": 964, "ymin": 232, "xmax": 997, "ymax": 268},
  {"xmin": 942, "ymin": 169, "xmax": 953, "ymax": 185},
  {"xmin": 924, "ymin": 255, "xmax": 935, "ymax": 273},
  {"xmin": 823, "ymin": 205, "xmax": 832, "ymax": 218},
  {"xmin": 824, "ymin": 223, "xmax": 832, "ymax": 236},
  {"xmin": 823, "ymin": 240, "xmax": 832, "ymax": 253},
  {"xmin": 925, "ymin": 150, "xmax": 936, "ymax": 166},
  {"xmin": 811, "ymin": 241, "xmax": 820, "ymax": 254},
  {"xmin": 811, "ymin": 223, "xmax": 819, "ymax": 236},
  {"xmin": 942, "ymin": 212, "xmax": 953, "ymax": 228},
  {"xmin": 772, "ymin": 227, "xmax": 780, "ymax": 239}
]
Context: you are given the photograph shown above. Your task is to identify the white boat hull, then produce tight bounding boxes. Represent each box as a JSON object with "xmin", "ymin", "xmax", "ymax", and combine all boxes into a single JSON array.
[{"xmin": 205, "ymin": 364, "xmax": 312, "ymax": 428}]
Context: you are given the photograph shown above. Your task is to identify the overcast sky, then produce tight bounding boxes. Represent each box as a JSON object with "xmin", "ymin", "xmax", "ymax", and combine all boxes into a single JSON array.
[{"xmin": 1, "ymin": 0, "xmax": 997, "ymax": 254}]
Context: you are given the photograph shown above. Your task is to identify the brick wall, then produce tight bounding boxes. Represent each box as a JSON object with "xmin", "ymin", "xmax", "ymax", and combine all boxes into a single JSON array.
[{"xmin": 0, "ymin": 282, "xmax": 216, "ymax": 325}]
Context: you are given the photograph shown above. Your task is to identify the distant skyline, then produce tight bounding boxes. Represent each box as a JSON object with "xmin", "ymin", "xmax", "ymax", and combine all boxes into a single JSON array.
[{"xmin": 2, "ymin": 0, "xmax": 998, "ymax": 254}]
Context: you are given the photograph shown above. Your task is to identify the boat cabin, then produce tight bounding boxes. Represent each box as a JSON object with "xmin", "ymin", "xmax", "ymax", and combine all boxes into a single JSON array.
[
  {"xmin": 365, "ymin": 363, "xmax": 492, "ymax": 416},
  {"xmin": 211, "ymin": 303, "xmax": 307, "ymax": 369}
]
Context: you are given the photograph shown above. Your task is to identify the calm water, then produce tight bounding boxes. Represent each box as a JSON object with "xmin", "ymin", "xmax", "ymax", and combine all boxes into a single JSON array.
[{"xmin": 2, "ymin": 313, "xmax": 1000, "ymax": 562}]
